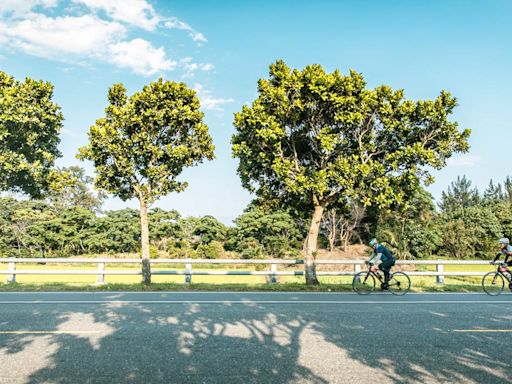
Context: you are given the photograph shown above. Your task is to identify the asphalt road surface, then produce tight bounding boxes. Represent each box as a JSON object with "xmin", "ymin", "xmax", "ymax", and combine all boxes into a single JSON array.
[{"xmin": 0, "ymin": 292, "xmax": 511, "ymax": 384}]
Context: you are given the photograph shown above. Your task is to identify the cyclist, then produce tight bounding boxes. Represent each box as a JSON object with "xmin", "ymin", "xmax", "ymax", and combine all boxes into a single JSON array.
[
  {"xmin": 366, "ymin": 238, "xmax": 396, "ymax": 289},
  {"xmin": 491, "ymin": 238, "xmax": 512, "ymax": 266}
]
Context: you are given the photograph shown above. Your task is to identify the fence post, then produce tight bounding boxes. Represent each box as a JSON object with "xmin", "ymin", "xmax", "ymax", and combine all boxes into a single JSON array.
[
  {"xmin": 185, "ymin": 263, "xmax": 192, "ymax": 284},
  {"xmin": 7, "ymin": 257, "xmax": 16, "ymax": 284},
  {"xmin": 97, "ymin": 262, "xmax": 105, "ymax": 285},
  {"xmin": 270, "ymin": 263, "xmax": 277, "ymax": 284},
  {"xmin": 436, "ymin": 263, "xmax": 444, "ymax": 284},
  {"xmin": 354, "ymin": 262, "xmax": 361, "ymax": 282}
]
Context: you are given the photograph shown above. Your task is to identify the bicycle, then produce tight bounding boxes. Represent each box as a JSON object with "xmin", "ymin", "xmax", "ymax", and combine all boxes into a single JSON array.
[
  {"xmin": 352, "ymin": 262, "xmax": 411, "ymax": 295},
  {"xmin": 482, "ymin": 262, "xmax": 512, "ymax": 296}
]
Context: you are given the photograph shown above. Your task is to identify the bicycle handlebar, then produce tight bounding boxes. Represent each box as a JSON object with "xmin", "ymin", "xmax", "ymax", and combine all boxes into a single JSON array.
[{"xmin": 491, "ymin": 261, "xmax": 507, "ymax": 266}]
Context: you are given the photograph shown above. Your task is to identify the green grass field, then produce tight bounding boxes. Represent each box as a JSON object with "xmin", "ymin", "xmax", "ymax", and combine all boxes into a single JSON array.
[{"xmin": 0, "ymin": 262, "xmax": 498, "ymax": 292}]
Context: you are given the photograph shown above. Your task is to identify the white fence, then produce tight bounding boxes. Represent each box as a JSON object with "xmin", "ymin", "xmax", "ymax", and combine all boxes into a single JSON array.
[{"xmin": 0, "ymin": 258, "xmax": 493, "ymax": 285}]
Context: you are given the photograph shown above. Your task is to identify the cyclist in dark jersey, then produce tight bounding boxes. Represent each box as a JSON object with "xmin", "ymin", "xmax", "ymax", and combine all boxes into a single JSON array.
[
  {"xmin": 492, "ymin": 238, "xmax": 512, "ymax": 266},
  {"xmin": 366, "ymin": 238, "xmax": 396, "ymax": 289}
]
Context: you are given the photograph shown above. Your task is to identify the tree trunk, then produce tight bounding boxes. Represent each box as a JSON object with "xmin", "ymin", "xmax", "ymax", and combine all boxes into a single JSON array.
[
  {"xmin": 328, "ymin": 212, "xmax": 336, "ymax": 252},
  {"xmin": 328, "ymin": 235, "xmax": 335, "ymax": 253},
  {"xmin": 139, "ymin": 198, "xmax": 151, "ymax": 284},
  {"xmin": 305, "ymin": 204, "xmax": 324, "ymax": 285},
  {"xmin": 323, "ymin": 209, "xmax": 337, "ymax": 252}
]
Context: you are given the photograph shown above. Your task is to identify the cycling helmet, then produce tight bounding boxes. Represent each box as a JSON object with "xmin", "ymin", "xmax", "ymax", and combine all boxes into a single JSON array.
[
  {"xmin": 498, "ymin": 238, "xmax": 510, "ymax": 245},
  {"xmin": 369, "ymin": 238, "xmax": 378, "ymax": 247}
]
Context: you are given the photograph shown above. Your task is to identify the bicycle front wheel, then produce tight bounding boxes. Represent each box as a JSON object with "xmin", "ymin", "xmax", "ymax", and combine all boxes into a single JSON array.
[
  {"xmin": 352, "ymin": 272, "xmax": 376, "ymax": 295},
  {"xmin": 482, "ymin": 272, "xmax": 505, "ymax": 296},
  {"xmin": 388, "ymin": 272, "xmax": 411, "ymax": 295}
]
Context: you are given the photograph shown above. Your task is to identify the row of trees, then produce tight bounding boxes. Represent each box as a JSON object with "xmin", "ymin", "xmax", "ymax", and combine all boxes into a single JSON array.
[
  {"xmin": 0, "ymin": 61, "xmax": 471, "ymax": 284},
  {"xmin": 2, "ymin": 174, "xmax": 509, "ymax": 261},
  {"xmin": 0, "ymin": 196, "xmax": 303, "ymax": 260}
]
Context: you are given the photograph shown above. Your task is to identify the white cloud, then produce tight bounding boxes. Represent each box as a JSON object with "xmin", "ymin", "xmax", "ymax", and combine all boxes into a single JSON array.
[
  {"xmin": 446, "ymin": 155, "xmax": 481, "ymax": 167},
  {"xmin": 0, "ymin": 10, "xmax": 175, "ymax": 76},
  {"xmin": 0, "ymin": 0, "xmax": 57, "ymax": 16},
  {"xmin": 3, "ymin": 14, "xmax": 126, "ymax": 57},
  {"xmin": 109, "ymin": 38, "xmax": 176, "ymax": 76},
  {"xmin": 200, "ymin": 63, "xmax": 214, "ymax": 71},
  {"xmin": 73, "ymin": 0, "xmax": 159, "ymax": 31},
  {"xmin": 181, "ymin": 58, "xmax": 215, "ymax": 78},
  {"xmin": 0, "ymin": 1, "xmax": 208, "ymax": 75},
  {"xmin": 164, "ymin": 17, "xmax": 207, "ymax": 43},
  {"xmin": 193, "ymin": 83, "xmax": 234, "ymax": 111}
]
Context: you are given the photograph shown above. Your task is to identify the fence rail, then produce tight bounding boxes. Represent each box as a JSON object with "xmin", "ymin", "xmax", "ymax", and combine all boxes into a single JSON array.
[{"xmin": 0, "ymin": 258, "xmax": 494, "ymax": 285}]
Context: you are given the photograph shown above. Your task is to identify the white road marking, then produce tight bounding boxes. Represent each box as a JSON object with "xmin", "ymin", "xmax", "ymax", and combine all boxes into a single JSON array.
[
  {"xmin": 0, "ymin": 300, "xmax": 508, "ymax": 304},
  {"xmin": 453, "ymin": 329, "xmax": 512, "ymax": 333},
  {"xmin": 0, "ymin": 330, "xmax": 100, "ymax": 334},
  {"xmin": 0, "ymin": 291, "xmax": 503, "ymax": 295}
]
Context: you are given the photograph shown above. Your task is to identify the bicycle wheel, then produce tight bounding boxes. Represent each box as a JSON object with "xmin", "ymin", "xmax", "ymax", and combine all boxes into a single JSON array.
[
  {"xmin": 482, "ymin": 272, "xmax": 505, "ymax": 296},
  {"xmin": 388, "ymin": 272, "xmax": 411, "ymax": 296},
  {"xmin": 352, "ymin": 272, "xmax": 376, "ymax": 295}
]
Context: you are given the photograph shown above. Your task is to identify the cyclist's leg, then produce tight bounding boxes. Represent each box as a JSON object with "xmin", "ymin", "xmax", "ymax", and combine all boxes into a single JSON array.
[
  {"xmin": 379, "ymin": 260, "xmax": 393, "ymax": 282},
  {"xmin": 505, "ymin": 261, "xmax": 512, "ymax": 278}
]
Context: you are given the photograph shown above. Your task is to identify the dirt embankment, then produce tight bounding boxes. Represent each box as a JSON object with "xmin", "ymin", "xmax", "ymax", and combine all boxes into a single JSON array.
[
  {"xmin": 317, "ymin": 244, "xmax": 370, "ymax": 260},
  {"xmin": 314, "ymin": 245, "xmax": 369, "ymax": 272}
]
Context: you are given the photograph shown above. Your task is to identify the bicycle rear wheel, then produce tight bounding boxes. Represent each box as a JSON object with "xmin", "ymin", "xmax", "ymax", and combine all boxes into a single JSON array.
[
  {"xmin": 482, "ymin": 272, "xmax": 505, "ymax": 296},
  {"xmin": 352, "ymin": 272, "xmax": 376, "ymax": 295},
  {"xmin": 388, "ymin": 272, "xmax": 411, "ymax": 295}
]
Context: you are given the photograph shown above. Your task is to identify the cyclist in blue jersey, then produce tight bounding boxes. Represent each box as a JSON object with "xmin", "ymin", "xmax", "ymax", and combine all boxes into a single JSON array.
[
  {"xmin": 366, "ymin": 238, "xmax": 396, "ymax": 289},
  {"xmin": 491, "ymin": 238, "xmax": 512, "ymax": 266}
]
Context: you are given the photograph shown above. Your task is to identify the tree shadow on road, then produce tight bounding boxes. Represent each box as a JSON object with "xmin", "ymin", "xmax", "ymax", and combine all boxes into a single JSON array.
[
  {"xmin": 316, "ymin": 304, "xmax": 512, "ymax": 383},
  {"xmin": 0, "ymin": 294, "xmax": 511, "ymax": 383}
]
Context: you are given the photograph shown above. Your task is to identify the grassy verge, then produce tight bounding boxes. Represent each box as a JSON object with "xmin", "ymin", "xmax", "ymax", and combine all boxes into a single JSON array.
[
  {"xmin": 0, "ymin": 262, "xmax": 492, "ymax": 292},
  {"xmin": 0, "ymin": 281, "xmax": 486, "ymax": 293},
  {"xmin": 0, "ymin": 282, "xmax": 351, "ymax": 292}
]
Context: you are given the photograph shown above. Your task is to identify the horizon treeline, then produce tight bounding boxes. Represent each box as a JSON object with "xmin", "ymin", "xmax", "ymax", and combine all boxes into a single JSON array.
[{"xmin": 1, "ymin": 171, "xmax": 510, "ymax": 260}]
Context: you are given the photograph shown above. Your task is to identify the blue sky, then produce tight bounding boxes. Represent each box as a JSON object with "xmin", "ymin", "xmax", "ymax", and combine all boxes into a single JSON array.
[{"xmin": 1, "ymin": 0, "xmax": 511, "ymax": 224}]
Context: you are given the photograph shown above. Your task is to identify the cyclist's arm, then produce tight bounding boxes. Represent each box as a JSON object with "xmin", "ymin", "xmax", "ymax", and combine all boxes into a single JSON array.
[
  {"xmin": 368, "ymin": 253, "xmax": 382, "ymax": 264},
  {"xmin": 493, "ymin": 252, "xmax": 502, "ymax": 263},
  {"xmin": 504, "ymin": 250, "xmax": 512, "ymax": 264}
]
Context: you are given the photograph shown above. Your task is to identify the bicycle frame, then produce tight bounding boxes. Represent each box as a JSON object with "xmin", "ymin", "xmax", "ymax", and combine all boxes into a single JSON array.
[
  {"xmin": 493, "ymin": 263, "xmax": 512, "ymax": 283},
  {"xmin": 361, "ymin": 266, "xmax": 393, "ymax": 286}
]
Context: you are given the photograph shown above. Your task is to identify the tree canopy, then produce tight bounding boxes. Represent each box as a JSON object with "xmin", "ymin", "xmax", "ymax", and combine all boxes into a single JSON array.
[
  {"xmin": 78, "ymin": 80, "xmax": 214, "ymax": 204},
  {"xmin": 0, "ymin": 71, "xmax": 63, "ymax": 197}
]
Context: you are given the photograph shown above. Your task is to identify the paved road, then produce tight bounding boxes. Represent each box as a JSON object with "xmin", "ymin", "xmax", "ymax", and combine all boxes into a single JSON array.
[{"xmin": 0, "ymin": 292, "xmax": 511, "ymax": 384}]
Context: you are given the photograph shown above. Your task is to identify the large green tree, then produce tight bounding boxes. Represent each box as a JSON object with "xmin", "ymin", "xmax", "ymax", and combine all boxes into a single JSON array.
[
  {"xmin": 0, "ymin": 71, "xmax": 63, "ymax": 197},
  {"xmin": 232, "ymin": 61, "xmax": 470, "ymax": 284},
  {"xmin": 78, "ymin": 80, "xmax": 215, "ymax": 283}
]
